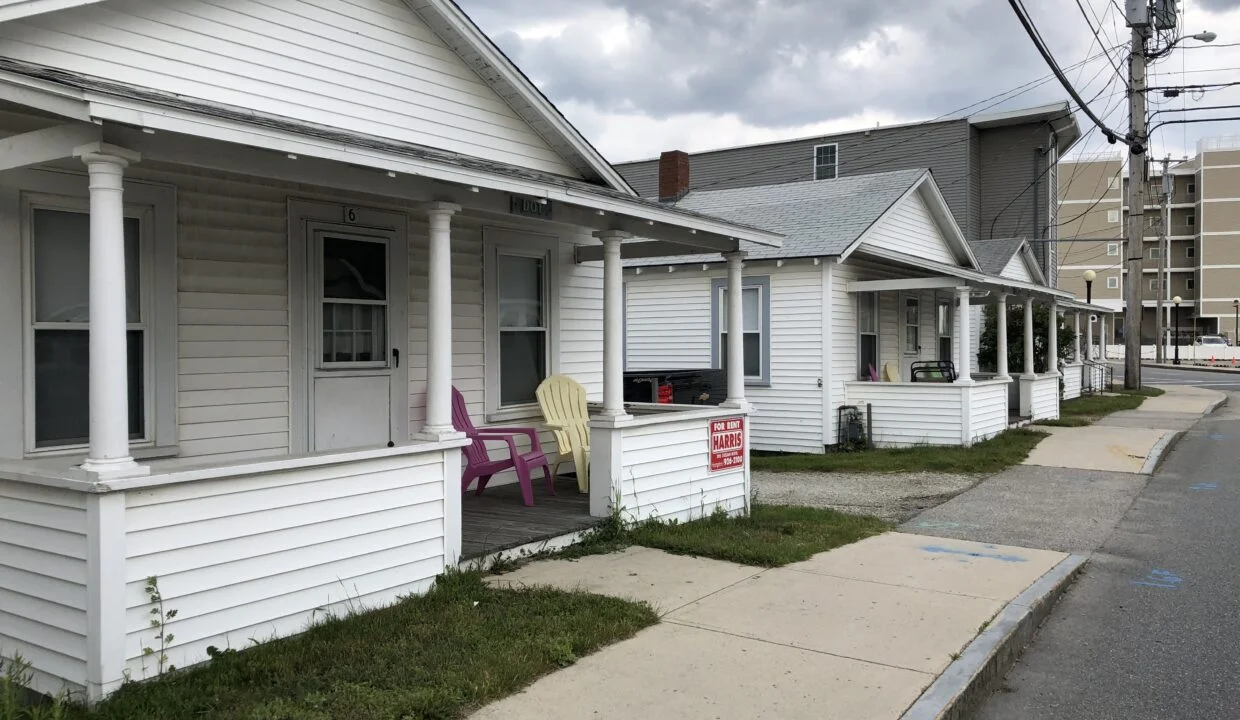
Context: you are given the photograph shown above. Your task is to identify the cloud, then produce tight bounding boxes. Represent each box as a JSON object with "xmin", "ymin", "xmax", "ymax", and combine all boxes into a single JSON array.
[{"xmin": 459, "ymin": 1, "xmax": 1240, "ymax": 162}]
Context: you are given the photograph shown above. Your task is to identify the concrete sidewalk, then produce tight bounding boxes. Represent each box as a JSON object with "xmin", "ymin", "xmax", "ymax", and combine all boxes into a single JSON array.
[{"xmin": 475, "ymin": 534, "xmax": 1077, "ymax": 720}]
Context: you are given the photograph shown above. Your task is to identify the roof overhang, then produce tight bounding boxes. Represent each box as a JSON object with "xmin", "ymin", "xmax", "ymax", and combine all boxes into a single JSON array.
[
  {"xmin": 851, "ymin": 246, "xmax": 1074, "ymax": 301},
  {"xmin": 969, "ymin": 101, "xmax": 1082, "ymax": 154},
  {"xmin": 0, "ymin": 0, "xmax": 102, "ymax": 23},
  {"xmin": 840, "ymin": 171, "xmax": 982, "ymax": 270}
]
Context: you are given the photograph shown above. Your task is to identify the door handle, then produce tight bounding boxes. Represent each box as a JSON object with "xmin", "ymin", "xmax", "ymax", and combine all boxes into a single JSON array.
[{"xmin": 392, "ymin": 348, "xmax": 400, "ymax": 368}]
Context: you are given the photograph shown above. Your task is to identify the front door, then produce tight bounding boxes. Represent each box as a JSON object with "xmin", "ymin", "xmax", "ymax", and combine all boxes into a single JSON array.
[{"xmin": 309, "ymin": 228, "xmax": 403, "ymax": 451}]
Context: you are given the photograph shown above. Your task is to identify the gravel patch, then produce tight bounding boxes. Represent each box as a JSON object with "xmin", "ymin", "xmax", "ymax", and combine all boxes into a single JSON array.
[{"xmin": 752, "ymin": 470, "xmax": 985, "ymax": 524}]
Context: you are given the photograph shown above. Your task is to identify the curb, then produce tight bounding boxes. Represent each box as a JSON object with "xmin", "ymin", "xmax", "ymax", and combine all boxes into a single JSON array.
[
  {"xmin": 1142, "ymin": 362, "xmax": 1240, "ymax": 375},
  {"xmin": 1140, "ymin": 430, "xmax": 1184, "ymax": 475},
  {"xmin": 899, "ymin": 553, "xmax": 1088, "ymax": 720},
  {"xmin": 1204, "ymin": 395, "xmax": 1229, "ymax": 415}
]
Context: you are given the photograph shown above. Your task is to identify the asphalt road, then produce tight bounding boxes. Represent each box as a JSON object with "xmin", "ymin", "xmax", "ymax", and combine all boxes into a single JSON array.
[
  {"xmin": 974, "ymin": 394, "xmax": 1240, "ymax": 719},
  {"xmin": 1114, "ymin": 362, "xmax": 1240, "ymax": 392}
]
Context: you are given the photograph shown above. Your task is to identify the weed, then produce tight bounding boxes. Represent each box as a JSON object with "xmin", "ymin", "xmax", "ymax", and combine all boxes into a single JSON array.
[
  {"xmin": 141, "ymin": 577, "xmax": 177, "ymax": 678},
  {"xmin": 1, "ymin": 654, "xmax": 69, "ymax": 720}
]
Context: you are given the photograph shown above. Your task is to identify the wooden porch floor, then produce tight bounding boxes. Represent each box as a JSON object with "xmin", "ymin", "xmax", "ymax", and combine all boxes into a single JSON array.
[{"xmin": 461, "ymin": 474, "xmax": 598, "ymax": 560}]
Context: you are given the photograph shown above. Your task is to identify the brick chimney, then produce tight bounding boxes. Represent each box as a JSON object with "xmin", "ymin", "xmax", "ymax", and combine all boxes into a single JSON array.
[{"xmin": 658, "ymin": 150, "xmax": 691, "ymax": 202}]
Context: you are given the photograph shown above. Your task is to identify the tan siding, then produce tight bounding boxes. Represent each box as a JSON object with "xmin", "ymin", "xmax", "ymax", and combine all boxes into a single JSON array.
[
  {"xmin": 0, "ymin": 0, "xmax": 577, "ymax": 175},
  {"xmin": 1201, "ymin": 200, "xmax": 1240, "ymax": 234}
]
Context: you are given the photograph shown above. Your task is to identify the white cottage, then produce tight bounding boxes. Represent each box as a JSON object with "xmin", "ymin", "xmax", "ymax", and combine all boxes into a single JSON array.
[
  {"xmin": 0, "ymin": 0, "xmax": 783, "ymax": 700},
  {"xmin": 624, "ymin": 168, "xmax": 1091, "ymax": 451}
]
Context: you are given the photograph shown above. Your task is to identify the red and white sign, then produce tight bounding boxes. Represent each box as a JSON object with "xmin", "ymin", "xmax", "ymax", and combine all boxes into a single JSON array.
[{"xmin": 709, "ymin": 417, "xmax": 746, "ymax": 472}]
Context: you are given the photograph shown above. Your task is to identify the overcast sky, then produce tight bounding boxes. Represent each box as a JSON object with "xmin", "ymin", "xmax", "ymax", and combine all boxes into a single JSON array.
[{"xmin": 460, "ymin": 0, "xmax": 1240, "ymax": 165}]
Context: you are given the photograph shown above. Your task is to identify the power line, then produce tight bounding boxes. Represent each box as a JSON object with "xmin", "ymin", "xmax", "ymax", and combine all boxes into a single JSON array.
[{"xmin": 1075, "ymin": 0, "xmax": 1125, "ymax": 78}]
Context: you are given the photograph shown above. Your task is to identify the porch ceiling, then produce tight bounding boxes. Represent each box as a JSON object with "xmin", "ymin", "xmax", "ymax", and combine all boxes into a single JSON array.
[{"xmin": 0, "ymin": 60, "xmax": 782, "ymax": 256}]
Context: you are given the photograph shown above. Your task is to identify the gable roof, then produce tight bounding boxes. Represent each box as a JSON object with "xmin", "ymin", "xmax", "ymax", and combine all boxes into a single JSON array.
[
  {"xmin": 0, "ymin": 0, "xmax": 636, "ymax": 194},
  {"xmin": 968, "ymin": 238, "xmax": 1047, "ymax": 285},
  {"xmin": 627, "ymin": 168, "xmax": 977, "ymax": 268}
]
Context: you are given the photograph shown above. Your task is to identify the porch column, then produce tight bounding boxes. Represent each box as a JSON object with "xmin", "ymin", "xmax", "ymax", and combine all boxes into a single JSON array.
[
  {"xmin": 996, "ymin": 293, "xmax": 1010, "ymax": 380},
  {"xmin": 1100, "ymin": 315, "xmax": 1108, "ymax": 360},
  {"xmin": 1048, "ymin": 301, "xmax": 1059, "ymax": 375},
  {"xmin": 596, "ymin": 230, "xmax": 632, "ymax": 417},
  {"xmin": 80, "ymin": 153, "xmax": 139, "ymax": 476},
  {"xmin": 955, "ymin": 286, "xmax": 973, "ymax": 383},
  {"xmin": 1023, "ymin": 297, "xmax": 1035, "ymax": 377},
  {"xmin": 722, "ymin": 251, "xmax": 751, "ymax": 409},
  {"xmin": 1074, "ymin": 311, "xmax": 1082, "ymax": 362},
  {"xmin": 1086, "ymin": 312, "xmax": 1094, "ymax": 361},
  {"xmin": 422, "ymin": 202, "xmax": 461, "ymax": 437}
]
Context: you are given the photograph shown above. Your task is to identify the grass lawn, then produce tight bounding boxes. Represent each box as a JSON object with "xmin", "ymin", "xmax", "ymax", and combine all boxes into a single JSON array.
[
  {"xmin": 561, "ymin": 504, "xmax": 891, "ymax": 568},
  {"xmin": 51, "ymin": 572, "xmax": 656, "ymax": 720},
  {"xmin": 1036, "ymin": 386, "xmax": 1166, "ymax": 427},
  {"xmin": 750, "ymin": 429, "xmax": 1048, "ymax": 475}
]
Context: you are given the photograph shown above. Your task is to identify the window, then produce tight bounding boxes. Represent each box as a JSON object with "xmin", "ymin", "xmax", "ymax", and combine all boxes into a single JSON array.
[
  {"xmin": 1108, "ymin": 176, "xmax": 1120, "ymax": 191},
  {"xmin": 1148, "ymin": 247, "xmax": 1161, "ymax": 260},
  {"xmin": 1107, "ymin": 276, "xmax": 1119, "ymax": 289},
  {"xmin": 29, "ymin": 208, "xmax": 145, "ymax": 449},
  {"xmin": 712, "ymin": 276, "xmax": 770, "ymax": 384},
  {"xmin": 1187, "ymin": 277, "xmax": 1196, "ymax": 291},
  {"xmin": 814, "ymin": 144, "xmax": 838, "ymax": 181},
  {"xmin": 1187, "ymin": 245, "xmax": 1196, "ymax": 259},
  {"xmin": 858, "ymin": 292, "xmax": 878, "ymax": 380},
  {"xmin": 498, "ymin": 253, "xmax": 548, "ymax": 406},
  {"xmin": 937, "ymin": 299, "xmax": 953, "ymax": 362},
  {"xmin": 1107, "ymin": 209, "xmax": 1120, "ymax": 224},
  {"xmin": 1107, "ymin": 242, "xmax": 1120, "ymax": 256},
  {"xmin": 1188, "ymin": 182, "xmax": 1196, "ymax": 196},
  {"xmin": 1149, "ymin": 278, "xmax": 1160, "ymax": 292},
  {"xmin": 319, "ymin": 236, "xmax": 388, "ymax": 366},
  {"xmin": 903, "ymin": 295, "xmax": 920, "ymax": 355},
  {"xmin": 1187, "ymin": 214, "xmax": 1195, "ymax": 227}
]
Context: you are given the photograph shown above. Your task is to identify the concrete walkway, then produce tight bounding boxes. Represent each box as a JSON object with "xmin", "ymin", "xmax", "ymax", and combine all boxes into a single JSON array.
[{"xmin": 475, "ymin": 534, "xmax": 1070, "ymax": 720}]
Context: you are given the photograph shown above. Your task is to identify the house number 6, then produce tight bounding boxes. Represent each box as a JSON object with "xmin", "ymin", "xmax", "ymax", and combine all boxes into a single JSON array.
[{"xmin": 344, "ymin": 207, "xmax": 359, "ymax": 223}]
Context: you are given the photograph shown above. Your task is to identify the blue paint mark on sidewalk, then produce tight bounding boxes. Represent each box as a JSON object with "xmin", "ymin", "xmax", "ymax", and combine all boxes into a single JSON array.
[
  {"xmin": 1208, "ymin": 433, "xmax": 1226, "ymax": 441},
  {"xmin": 920, "ymin": 545, "xmax": 1027, "ymax": 563},
  {"xmin": 1132, "ymin": 569, "xmax": 1183, "ymax": 589},
  {"xmin": 1189, "ymin": 482, "xmax": 1218, "ymax": 491},
  {"xmin": 915, "ymin": 520, "xmax": 980, "ymax": 530}
]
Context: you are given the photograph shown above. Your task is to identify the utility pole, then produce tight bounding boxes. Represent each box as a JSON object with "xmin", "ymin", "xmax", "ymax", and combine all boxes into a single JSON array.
[
  {"xmin": 1124, "ymin": 12, "xmax": 1150, "ymax": 390},
  {"xmin": 1155, "ymin": 155, "xmax": 1170, "ymax": 363}
]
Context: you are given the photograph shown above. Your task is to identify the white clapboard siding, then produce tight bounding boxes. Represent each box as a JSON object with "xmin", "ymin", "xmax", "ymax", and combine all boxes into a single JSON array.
[
  {"xmin": 624, "ymin": 275, "xmax": 714, "ymax": 371},
  {"xmin": 130, "ymin": 163, "xmax": 292, "ymax": 461},
  {"xmin": 858, "ymin": 191, "xmax": 957, "ymax": 265},
  {"xmin": 1001, "ymin": 254, "xmax": 1035, "ymax": 283},
  {"xmin": 617, "ymin": 417, "xmax": 747, "ymax": 523},
  {"xmin": 1030, "ymin": 376, "xmax": 1060, "ymax": 420},
  {"xmin": 969, "ymin": 381, "xmax": 1010, "ymax": 443},
  {"xmin": 0, "ymin": 0, "xmax": 578, "ymax": 176},
  {"xmin": 121, "ymin": 451, "xmax": 447, "ymax": 679},
  {"xmin": 0, "ymin": 481, "xmax": 88, "ymax": 696},
  {"xmin": 623, "ymin": 268, "xmax": 824, "ymax": 453},
  {"xmin": 1062, "ymin": 364, "xmax": 1083, "ymax": 400},
  {"xmin": 558, "ymin": 240, "xmax": 604, "ymax": 397},
  {"xmin": 844, "ymin": 382, "xmax": 965, "ymax": 447}
]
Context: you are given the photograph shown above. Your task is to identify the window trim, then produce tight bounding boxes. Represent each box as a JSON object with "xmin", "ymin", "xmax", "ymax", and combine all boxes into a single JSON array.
[
  {"xmin": 1107, "ymin": 209, "xmax": 1120, "ymax": 224},
  {"xmin": 1186, "ymin": 213, "xmax": 1195, "ymax": 227},
  {"xmin": 901, "ymin": 293, "xmax": 921, "ymax": 356},
  {"xmin": 483, "ymin": 226, "xmax": 560, "ymax": 415},
  {"xmin": 710, "ymin": 275, "xmax": 770, "ymax": 386},
  {"xmin": 1148, "ymin": 247, "xmax": 1161, "ymax": 260},
  {"xmin": 936, "ymin": 296, "xmax": 953, "ymax": 362},
  {"xmin": 813, "ymin": 143, "xmax": 838, "ymax": 181},
  {"xmin": 1187, "ymin": 245, "xmax": 1196, "ymax": 259},
  {"xmin": 1106, "ymin": 276, "xmax": 1120, "ymax": 289},
  {"xmin": 1107, "ymin": 242, "xmax": 1119, "ymax": 256},
  {"xmin": 1187, "ymin": 182, "xmax": 1196, "ymax": 196},
  {"xmin": 857, "ymin": 291, "xmax": 879, "ymax": 380},
  {"xmin": 1187, "ymin": 277, "xmax": 1196, "ymax": 291},
  {"xmin": 8, "ymin": 171, "xmax": 177, "ymax": 458},
  {"xmin": 1148, "ymin": 278, "xmax": 1160, "ymax": 292}
]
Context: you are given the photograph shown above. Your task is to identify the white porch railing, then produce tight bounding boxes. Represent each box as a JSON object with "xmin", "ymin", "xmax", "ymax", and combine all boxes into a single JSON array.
[
  {"xmin": 844, "ymin": 379, "xmax": 1010, "ymax": 447},
  {"xmin": 1062, "ymin": 364, "xmax": 1083, "ymax": 401},
  {"xmin": 589, "ymin": 405, "xmax": 750, "ymax": 524}
]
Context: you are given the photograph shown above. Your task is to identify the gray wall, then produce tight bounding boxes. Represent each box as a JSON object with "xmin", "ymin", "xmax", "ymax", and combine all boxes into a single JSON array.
[{"xmin": 616, "ymin": 118, "xmax": 1058, "ymax": 253}]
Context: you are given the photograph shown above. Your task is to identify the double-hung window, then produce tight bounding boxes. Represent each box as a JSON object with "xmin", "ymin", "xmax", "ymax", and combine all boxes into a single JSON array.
[
  {"xmin": 712, "ymin": 276, "xmax": 769, "ymax": 385},
  {"xmin": 814, "ymin": 144, "xmax": 838, "ymax": 180},
  {"xmin": 485, "ymin": 229, "xmax": 557, "ymax": 412},
  {"xmin": 858, "ymin": 292, "xmax": 878, "ymax": 379},
  {"xmin": 936, "ymin": 299, "xmax": 953, "ymax": 361}
]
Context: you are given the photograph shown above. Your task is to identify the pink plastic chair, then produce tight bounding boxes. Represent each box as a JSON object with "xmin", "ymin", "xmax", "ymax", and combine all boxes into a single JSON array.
[{"xmin": 452, "ymin": 387, "xmax": 552, "ymax": 506}]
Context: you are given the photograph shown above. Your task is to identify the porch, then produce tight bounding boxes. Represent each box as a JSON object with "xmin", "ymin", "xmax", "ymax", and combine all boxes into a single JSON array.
[{"xmin": 0, "ymin": 103, "xmax": 778, "ymax": 697}]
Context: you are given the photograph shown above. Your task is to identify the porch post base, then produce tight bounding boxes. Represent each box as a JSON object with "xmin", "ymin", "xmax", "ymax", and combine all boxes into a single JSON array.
[
  {"xmin": 1018, "ymin": 375, "xmax": 1036, "ymax": 417},
  {"xmin": 78, "ymin": 457, "xmax": 148, "ymax": 481},
  {"xmin": 719, "ymin": 399, "xmax": 753, "ymax": 412},
  {"xmin": 415, "ymin": 426, "xmax": 464, "ymax": 443},
  {"xmin": 587, "ymin": 419, "xmax": 625, "ymax": 519}
]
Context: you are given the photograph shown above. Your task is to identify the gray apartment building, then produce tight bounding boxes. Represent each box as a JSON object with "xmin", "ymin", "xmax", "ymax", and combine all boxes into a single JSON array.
[
  {"xmin": 615, "ymin": 102, "xmax": 1081, "ymax": 285},
  {"xmin": 1057, "ymin": 136, "xmax": 1240, "ymax": 343}
]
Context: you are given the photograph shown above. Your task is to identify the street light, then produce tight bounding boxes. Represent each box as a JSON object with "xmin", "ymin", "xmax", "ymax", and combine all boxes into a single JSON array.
[
  {"xmin": 1173, "ymin": 296, "xmax": 1183, "ymax": 365},
  {"xmin": 1150, "ymin": 31, "xmax": 1217, "ymax": 60},
  {"xmin": 1083, "ymin": 269, "xmax": 1096, "ymax": 305}
]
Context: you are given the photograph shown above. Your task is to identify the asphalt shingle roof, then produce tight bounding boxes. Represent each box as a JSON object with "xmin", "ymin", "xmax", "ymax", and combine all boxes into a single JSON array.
[
  {"xmin": 627, "ymin": 168, "xmax": 928, "ymax": 266},
  {"xmin": 967, "ymin": 238, "xmax": 1026, "ymax": 276}
]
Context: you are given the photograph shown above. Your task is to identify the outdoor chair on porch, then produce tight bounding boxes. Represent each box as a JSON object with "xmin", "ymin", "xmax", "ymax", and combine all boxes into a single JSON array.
[
  {"xmin": 536, "ymin": 374, "xmax": 590, "ymax": 494},
  {"xmin": 910, "ymin": 360, "xmax": 958, "ymax": 383},
  {"xmin": 452, "ymin": 387, "xmax": 553, "ymax": 507}
]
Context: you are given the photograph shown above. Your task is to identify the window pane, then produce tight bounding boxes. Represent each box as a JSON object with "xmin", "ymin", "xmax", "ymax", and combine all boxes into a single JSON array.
[
  {"xmin": 323, "ymin": 237, "xmax": 386, "ymax": 300},
  {"xmin": 34, "ymin": 329, "xmax": 143, "ymax": 447},
  {"xmin": 720, "ymin": 332, "xmax": 762, "ymax": 378},
  {"xmin": 321, "ymin": 303, "xmax": 385, "ymax": 363},
  {"xmin": 937, "ymin": 303, "xmax": 951, "ymax": 337},
  {"xmin": 499, "ymin": 255, "xmax": 544, "ymax": 328},
  {"xmin": 720, "ymin": 287, "xmax": 761, "ymax": 333},
  {"xmin": 500, "ymin": 330, "xmax": 546, "ymax": 405},
  {"xmin": 34, "ymin": 210, "xmax": 140, "ymax": 323},
  {"xmin": 859, "ymin": 335, "xmax": 878, "ymax": 379},
  {"xmin": 858, "ymin": 293, "xmax": 877, "ymax": 333}
]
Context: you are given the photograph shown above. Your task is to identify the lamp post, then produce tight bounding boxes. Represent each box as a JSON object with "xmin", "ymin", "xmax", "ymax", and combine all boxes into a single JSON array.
[
  {"xmin": 1083, "ymin": 269, "xmax": 1096, "ymax": 306},
  {"xmin": 1173, "ymin": 296, "xmax": 1182, "ymax": 365},
  {"xmin": 1232, "ymin": 299, "xmax": 1238, "ymax": 347}
]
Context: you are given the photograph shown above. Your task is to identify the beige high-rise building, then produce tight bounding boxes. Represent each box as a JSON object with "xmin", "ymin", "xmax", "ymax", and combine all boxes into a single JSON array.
[{"xmin": 1058, "ymin": 136, "xmax": 1240, "ymax": 344}]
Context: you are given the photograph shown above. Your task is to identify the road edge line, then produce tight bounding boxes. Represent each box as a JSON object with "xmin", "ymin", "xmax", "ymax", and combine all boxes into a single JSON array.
[{"xmin": 898, "ymin": 553, "xmax": 1088, "ymax": 720}]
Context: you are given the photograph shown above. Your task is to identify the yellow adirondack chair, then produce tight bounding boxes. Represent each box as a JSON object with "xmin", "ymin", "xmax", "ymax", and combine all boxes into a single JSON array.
[{"xmin": 536, "ymin": 375, "xmax": 590, "ymax": 493}]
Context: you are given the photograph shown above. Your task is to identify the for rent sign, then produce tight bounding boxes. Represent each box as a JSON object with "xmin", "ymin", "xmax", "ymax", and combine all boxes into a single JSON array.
[{"xmin": 709, "ymin": 417, "xmax": 746, "ymax": 472}]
